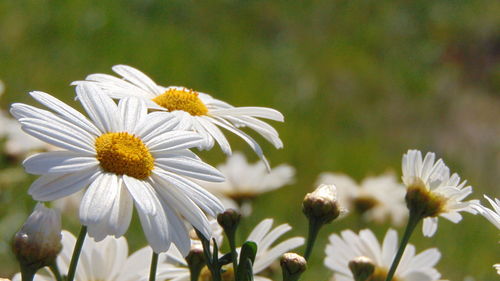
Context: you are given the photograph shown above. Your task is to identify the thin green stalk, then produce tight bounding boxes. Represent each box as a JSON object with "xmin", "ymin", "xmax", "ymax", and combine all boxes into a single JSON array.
[
  {"xmin": 384, "ymin": 212, "xmax": 421, "ymax": 281},
  {"xmin": 149, "ymin": 252, "xmax": 159, "ymax": 281},
  {"xmin": 196, "ymin": 229, "xmax": 221, "ymax": 281},
  {"xmin": 20, "ymin": 265, "xmax": 35, "ymax": 281},
  {"xmin": 66, "ymin": 225, "xmax": 87, "ymax": 281},
  {"xmin": 228, "ymin": 232, "xmax": 239, "ymax": 281},
  {"xmin": 303, "ymin": 219, "xmax": 321, "ymax": 261},
  {"xmin": 49, "ymin": 262, "xmax": 63, "ymax": 281}
]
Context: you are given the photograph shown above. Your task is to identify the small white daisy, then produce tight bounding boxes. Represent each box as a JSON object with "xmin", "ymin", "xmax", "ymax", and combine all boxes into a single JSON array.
[
  {"xmin": 163, "ymin": 218, "xmax": 304, "ymax": 281},
  {"xmin": 402, "ymin": 149, "xmax": 477, "ymax": 237},
  {"xmin": 12, "ymin": 230, "xmax": 184, "ymax": 281},
  {"xmin": 200, "ymin": 152, "xmax": 295, "ymax": 214},
  {"xmin": 317, "ymin": 172, "xmax": 407, "ymax": 226},
  {"xmin": 494, "ymin": 264, "xmax": 500, "ymax": 275},
  {"xmin": 11, "ymin": 84, "xmax": 225, "ymax": 254},
  {"xmin": 473, "ymin": 195, "xmax": 500, "ymax": 230},
  {"xmin": 325, "ymin": 228, "xmax": 442, "ymax": 281},
  {"xmin": 74, "ymin": 65, "xmax": 284, "ymax": 166}
]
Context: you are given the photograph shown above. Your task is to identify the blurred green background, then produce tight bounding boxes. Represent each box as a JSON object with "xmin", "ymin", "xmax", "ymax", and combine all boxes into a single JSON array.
[{"xmin": 0, "ymin": 0, "xmax": 499, "ymax": 280}]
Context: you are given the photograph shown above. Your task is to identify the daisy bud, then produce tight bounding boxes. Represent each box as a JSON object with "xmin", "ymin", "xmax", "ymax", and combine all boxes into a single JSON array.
[
  {"xmin": 280, "ymin": 253, "xmax": 307, "ymax": 281},
  {"xmin": 217, "ymin": 209, "xmax": 241, "ymax": 234},
  {"xmin": 12, "ymin": 203, "xmax": 62, "ymax": 274},
  {"xmin": 348, "ymin": 256, "xmax": 375, "ymax": 281},
  {"xmin": 302, "ymin": 184, "xmax": 341, "ymax": 225},
  {"xmin": 186, "ymin": 245, "xmax": 206, "ymax": 281}
]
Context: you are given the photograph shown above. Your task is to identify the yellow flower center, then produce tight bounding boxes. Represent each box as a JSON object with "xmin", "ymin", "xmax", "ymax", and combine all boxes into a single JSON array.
[
  {"xmin": 405, "ymin": 179, "xmax": 446, "ymax": 218},
  {"xmin": 368, "ymin": 267, "xmax": 400, "ymax": 281},
  {"xmin": 353, "ymin": 195, "xmax": 379, "ymax": 214},
  {"xmin": 95, "ymin": 132, "xmax": 154, "ymax": 179},
  {"xmin": 199, "ymin": 265, "xmax": 234, "ymax": 281},
  {"xmin": 152, "ymin": 87, "xmax": 208, "ymax": 116}
]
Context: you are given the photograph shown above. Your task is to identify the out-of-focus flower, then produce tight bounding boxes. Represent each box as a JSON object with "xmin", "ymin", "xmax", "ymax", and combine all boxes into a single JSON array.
[
  {"xmin": 402, "ymin": 149, "xmax": 477, "ymax": 237},
  {"xmin": 317, "ymin": 172, "xmax": 407, "ymax": 226},
  {"xmin": 325, "ymin": 228, "xmax": 442, "ymax": 281},
  {"xmin": 0, "ymin": 81, "xmax": 53, "ymax": 157},
  {"xmin": 12, "ymin": 230, "xmax": 183, "ymax": 281},
  {"xmin": 494, "ymin": 264, "xmax": 500, "ymax": 275},
  {"xmin": 11, "ymin": 86, "xmax": 225, "ymax": 254},
  {"xmin": 163, "ymin": 219, "xmax": 304, "ymax": 281},
  {"xmin": 75, "ymin": 65, "xmax": 284, "ymax": 166},
  {"xmin": 473, "ymin": 195, "xmax": 500, "ymax": 229},
  {"xmin": 303, "ymin": 184, "xmax": 343, "ymax": 225},
  {"xmin": 52, "ymin": 190, "xmax": 84, "ymax": 218},
  {"xmin": 12, "ymin": 203, "xmax": 62, "ymax": 272},
  {"xmin": 200, "ymin": 152, "xmax": 295, "ymax": 214}
]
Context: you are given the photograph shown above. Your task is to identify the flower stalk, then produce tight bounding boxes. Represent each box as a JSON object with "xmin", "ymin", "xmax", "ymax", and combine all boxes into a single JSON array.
[
  {"xmin": 149, "ymin": 252, "xmax": 159, "ymax": 281},
  {"xmin": 66, "ymin": 226, "xmax": 87, "ymax": 281}
]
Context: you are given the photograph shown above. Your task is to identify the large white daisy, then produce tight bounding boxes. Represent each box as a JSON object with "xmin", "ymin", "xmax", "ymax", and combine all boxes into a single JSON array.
[
  {"xmin": 162, "ymin": 218, "xmax": 304, "ymax": 281},
  {"xmin": 325, "ymin": 228, "xmax": 442, "ymax": 281},
  {"xmin": 402, "ymin": 149, "xmax": 477, "ymax": 237},
  {"xmin": 73, "ymin": 65, "xmax": 284, "ymax": 166},
  {"xmin": 12, "ymin": 230, "xmax": 184, "ymax": 281},
  {"xmin": 316, "ymin": 172, "xmax": 407, "ymax": 226},
  {"xmin": 10, "ymin": 84, "xmax": 225, "ymax": 254}
]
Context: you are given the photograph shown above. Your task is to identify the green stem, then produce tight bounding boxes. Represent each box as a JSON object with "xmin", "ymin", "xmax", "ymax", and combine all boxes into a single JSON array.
[
  {"xmin": 149, "ymin": 252, "xmax": 159, "ymax": 281},
  {"xmin": 49, "ymin": 262, "xmax": 63, "ymax": 281},
  {"xmin": 303, "ymin": 219, "xmax": 321, "ymax": 261},
  {"xmin": 66, "ymin": 225, "xmax": 87, "ymax": 281},
  {"xmin": 20, "ymin": 265, "xmax": 35, "ymax": 281},
  {"xmin": 227, "ymin": 230, "xmax": 239, "ymax": 281},
  {"xmin": 384, "ymin": 212, "xmax": 421, "ymax": 281},
  {"xmin": 196, "ymin": 229, "xmax": 221, "ymax": 281}
]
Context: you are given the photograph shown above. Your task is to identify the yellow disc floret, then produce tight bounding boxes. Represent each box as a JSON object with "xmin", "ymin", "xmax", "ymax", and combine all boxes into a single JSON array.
[
  {"xmin": 95, "ymin": 132, "xmax": 154, "ymax": 179},
  {"xmin": 152, "ymin": 87, "xmax": 208, "ymax": 116}
]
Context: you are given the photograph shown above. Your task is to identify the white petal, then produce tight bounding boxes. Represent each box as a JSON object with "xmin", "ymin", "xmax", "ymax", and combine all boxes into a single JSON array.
[
  {"xmin": 123, "ymin": 175, "xmax": 157, "ymax": 216},
  {"xmin": 197, "ymin": 116, "xmax": 232, "ymax": 154},
  {"xmin": 118, "ymin": 97, "xmax": 147, "ymax": 132},
  {"xmin": 23, "ymin": 151, "xmax": 98, "ymax": 175},
  {"xmin": 76, "ymin": 83, "xmax": 119, "ymax": 133},
  {"xmin": 112, "ymin": 65, "xmax": 163, "ymax": 95},
  {"xmin": 134, "ymin": 112, "xmax": 179, "ymax": 142},
  {"xmin": 154, "ymin": 155, "xmax": 224, "ymax": 182},
  {"xmin": 29, "ymin": 167, "xmax": 100, "ymax": 201},
  {"xmin": 147, "ymin": 131, "xmax": 204, "ymax": 152},
  {"xmin": 210, "ymin": 107, "xmax": 284, "ymax": 121},
  {"xmin": 422, "ymin": 217, "xmax": 438, "ymax": 237},
  {"xmin": 80, "ymin": 173, "xmax": 119, "ymax": 225}
]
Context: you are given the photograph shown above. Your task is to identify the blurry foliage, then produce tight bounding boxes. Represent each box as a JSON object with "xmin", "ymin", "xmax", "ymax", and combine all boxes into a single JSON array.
[{"xmin": 0, "ymin": 0, "xmax": 499, "ymax": 280}]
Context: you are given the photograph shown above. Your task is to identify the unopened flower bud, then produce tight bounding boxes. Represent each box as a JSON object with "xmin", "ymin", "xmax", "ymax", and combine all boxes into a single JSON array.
[
  {"xmin": 302, "ymin": 184, "xmax": 341, "ymax": 224},
  {"xmin": 280, "ymin": 253, "xmax": 307, "ymax": 281},
  {"xmin": 12, "ymin": 203, "xmax": 62, "ymax": 272},
  {"xmin": 217, "ymin": 209, "xmax": 241, "ymax": 234},
  {"xmin": 349, "ymin": 256, "xmax": 375, "ymax": 281},
  {"xmin": 186, "ymin": 245, "xmax": 205, "ymax": 269}
]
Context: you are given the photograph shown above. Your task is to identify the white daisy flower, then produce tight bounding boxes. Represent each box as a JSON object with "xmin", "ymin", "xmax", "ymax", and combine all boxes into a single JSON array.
[
  {"xmin": 317, "ymin": 172, "xmax": 407, "ymax": 226},
  {"xmin": 74, "ymin": 65, "xmax": 284, "ymax": 166},
  {"xmin": 10, "ymin": 84, "xmax": 225, "ymax": 254},
  {"xmin": 494, "ymin": 264, "xmax": 500, "ymax": 275},
  {"xmin": 402, "ymin": 149, "xmax": 477, "ymax": 237},
  {"xmin": 325, "ymin": 228, "xmax": 442, "ymax": 281},
  {"xmin": 473, "ymin": 195, "xmax": 500, "ymax": 230},
  {"xmin": 12, "ymin": 230, "xmax": 184, "ymax": 281},
  {"xmin": 200, "ymin": 152, "xmax": 294, "ymax": 214},
  {"xmin": 162, "ymin": 218, "xmax": 304, "ymax": 281}
]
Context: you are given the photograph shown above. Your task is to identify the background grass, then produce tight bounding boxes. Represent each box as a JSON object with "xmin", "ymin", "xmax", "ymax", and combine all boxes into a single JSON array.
[{"xmin": 0, "ymin": 0, "xmax": 499, "ymax": 280}]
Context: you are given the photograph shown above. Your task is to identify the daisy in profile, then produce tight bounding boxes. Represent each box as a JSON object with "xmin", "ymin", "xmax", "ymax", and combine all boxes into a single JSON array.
[
  {"xmin": 473, "ymin": 195, "xmax": 500, "ymax": 275},
  {"xmin": 163, "ymin": 218, "xmax": 304, "ymax": 281},
  {"xmin": 473, "ymin": 195, "xmax": 500, "ymax": 229},
  {"xmin": 200, "ymin": 152, "xmax": 295, "ymax": 215},
  {"xmin": 324, "ymin": 228, "xmax": 442, "ymax": 281},
  {"xmin": 316, "ymin": 172, "xmax": 407, "ymax": 226},
  {"xmin": 10, "ymin": 84, "xmax": 225, "ymax": 254},
  {"xmin": 12, "ymin": 230, "xmax": 184, "ymax": 281},
  {"xmin": 74, "ymin": 65, "xmax": 284, "ymax": 166},
  {"xmin": 402, "ymin": 149, "xmax": 477, "ymax": 237}
]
